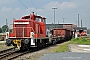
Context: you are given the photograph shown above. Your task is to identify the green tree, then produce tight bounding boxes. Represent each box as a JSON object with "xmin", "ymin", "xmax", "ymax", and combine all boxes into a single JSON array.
[
  {"xmin": 9, "ymin": 29, "xmax": 12, "ymax": 33},
  {"xmin": 87, "ymin": 31, "xmax": 90, "ymax": 34},
  {"xmin": 87, "ymin": 29, "xmax": 90, "ymax": 34},
  {"xmin": 0, "ymin": 28, "xmax": 2, "ymax": 33},
  {"xmin": 2, "ymin": 25, "xmax": 8, "ymax": 33}
]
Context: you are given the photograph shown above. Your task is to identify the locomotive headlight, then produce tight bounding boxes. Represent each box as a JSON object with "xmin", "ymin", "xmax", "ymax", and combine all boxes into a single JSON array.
[{"xmin": 24, "ymin": 39, "xmax": 29, "ymax": 44}]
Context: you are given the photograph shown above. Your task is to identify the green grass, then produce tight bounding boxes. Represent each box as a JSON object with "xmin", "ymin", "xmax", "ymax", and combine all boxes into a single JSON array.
[
  {"xmin": 54, "ymin": 43, "xmax": 69, "ymax": 52},
  {"xmin": 70, "ymin": 38, "xmax": 90, "ymax": 44},
  {"xmin": 53, "ymin": 37, "xmax": 90, "ymax": 53},
  {"xmin": 0, "ymin": 43, "xmax": 4, "ymax": 44},
  {"xmin": 52, "ymin": 42, "xmax": 70, "ymax": 53}
]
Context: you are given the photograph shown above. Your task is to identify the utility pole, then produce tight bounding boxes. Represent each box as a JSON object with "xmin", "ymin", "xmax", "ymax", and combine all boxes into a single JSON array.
[
  {"xmin": 76, "ymin": 21, "xmax": 78, "ymax": 26},
  {"xmin": 62, "ymin": 18, "xmax": 65, "ymax": 24},
  {"xmin": 81, "ymin": 19, "xmax": 82, "ymax": 27},
  {"xmin": 6, "ymin": 19, "xmax": 9, "ymax": 32},
  {"xmin": 6, "ymin": 19, "xmax": 8, "ymax": 26},
  {"xmin": 52, "ymin": 7, "xmax": 57, "ymax": 26},
  {"xmin": 78, "ymin": 14, "xmax": 79, "ymax": 27},
  {"xmin": 58, "ymin": 21, "xmax": 59, "ymax": 24}
]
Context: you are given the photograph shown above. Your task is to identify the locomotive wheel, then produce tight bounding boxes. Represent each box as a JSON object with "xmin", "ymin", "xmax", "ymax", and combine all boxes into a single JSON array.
[
  {"xmin": 6, "ymin": 39, "xmax": 11, "ymax": 46},
  {"xmin": 24, "ymin": 39, "xmax": 29, "ymax": 44},
  {"xmin": 52, "ymin": 40, "xmax": 56, "ymax": 45}
]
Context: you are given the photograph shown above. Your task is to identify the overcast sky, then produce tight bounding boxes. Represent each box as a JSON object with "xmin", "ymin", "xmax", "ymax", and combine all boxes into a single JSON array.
[{"xmin": 0, "ymin": 0, "xmax": 90, "ymax": 28}]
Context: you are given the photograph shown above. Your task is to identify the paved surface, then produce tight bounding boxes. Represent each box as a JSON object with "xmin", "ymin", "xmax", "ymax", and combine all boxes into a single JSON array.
[
  {"xmin": 38, "ymin": 44, "xmax": 90, "ymax": 60},
  {"xmin": 38, "ymin": 52, "xmax": 90, "ymax": 60},
  {"xmin": 68, "ymin": 44, "xmax": 90, "ymax": 52}
]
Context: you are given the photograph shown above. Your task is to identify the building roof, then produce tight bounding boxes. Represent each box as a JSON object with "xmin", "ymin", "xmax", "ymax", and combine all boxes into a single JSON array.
[{"xmin": 73, "ymin": 27, "xmax": 87, "ymax": 30}]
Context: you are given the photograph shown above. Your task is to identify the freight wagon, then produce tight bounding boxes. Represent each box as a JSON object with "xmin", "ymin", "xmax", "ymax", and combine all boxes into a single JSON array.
[{"xmin": 49, "ymin": 28, "xmax": 73, "ymax": 43}]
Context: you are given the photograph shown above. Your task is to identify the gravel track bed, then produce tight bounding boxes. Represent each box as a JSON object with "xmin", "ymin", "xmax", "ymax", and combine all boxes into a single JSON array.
[{"xmin": 0, "ymin": 44, "xmax": 13, "ymax": 51}]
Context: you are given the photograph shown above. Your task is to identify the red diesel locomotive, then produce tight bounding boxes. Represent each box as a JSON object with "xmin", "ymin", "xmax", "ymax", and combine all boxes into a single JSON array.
[
  {"xmin": 6, "ymin": 12, "xmax": 73, "ymax": 50},
  {"xmin": 6, "ymin": 12, "xmax": 48, "ymax": 50}
]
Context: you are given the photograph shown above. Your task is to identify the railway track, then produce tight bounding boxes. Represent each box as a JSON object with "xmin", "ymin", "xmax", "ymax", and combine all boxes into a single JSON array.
[
  {"xmin": 0, "ymin": 47, "xmax": 15, "ymax": 55},
  {"xmin": 0, "ymin": 50, "xmax": 19, "ymax": 60},
  {"xmin": 0, "ymin": 46, "xmax": 48, "ymax": 60},
  {"xmin": 7, "ymin": 51, "xmax": 29, "ymax": 60},
  {"xmin": 0, "ymin": 47, "xmax": 18, "ymax": 60},
  {"xmin": 0, "ymin": 47, "xmax": 30, "ymax": 60}
]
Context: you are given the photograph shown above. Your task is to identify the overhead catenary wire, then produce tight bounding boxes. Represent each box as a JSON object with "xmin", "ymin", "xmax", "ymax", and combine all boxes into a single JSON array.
[
  {"xmin": 18, "ymin": 0, "xmax": 31, "ymax": 12},
  {"xmin": 30, "ymin": 0, "xmax": 37, "ymax": 9}
]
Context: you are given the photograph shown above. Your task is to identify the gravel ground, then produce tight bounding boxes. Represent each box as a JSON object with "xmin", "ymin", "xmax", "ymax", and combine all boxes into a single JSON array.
[
  {"xmin": 0, "ymin": 42, "xmax": 13, "ymax": 51},
  {"xmin": 68, "ymin": 44, "xmax": 90, "ymax": 52}
]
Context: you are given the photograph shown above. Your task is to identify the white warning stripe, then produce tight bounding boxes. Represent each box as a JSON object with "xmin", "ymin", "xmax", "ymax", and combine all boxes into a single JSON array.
[
  {"xmin": 78, "ymin": 45, "xmax": 90, "ymax": 47},
  {"xmin": 14, "ymin": 22, "xmax": 29, "ymax": 24},
  {"xmin": 83, "ymin": 49, "xmax": 90, "ymax": 51}
]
